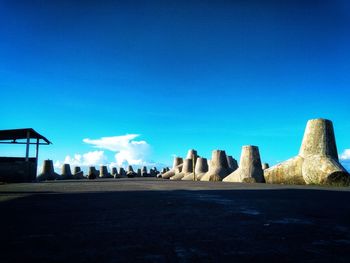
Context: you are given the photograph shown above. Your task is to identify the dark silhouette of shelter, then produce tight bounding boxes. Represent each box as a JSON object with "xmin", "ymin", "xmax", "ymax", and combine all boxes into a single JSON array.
[{"xmin": 0, "ymin": 128, "xmax": 51, "ymax": 183}]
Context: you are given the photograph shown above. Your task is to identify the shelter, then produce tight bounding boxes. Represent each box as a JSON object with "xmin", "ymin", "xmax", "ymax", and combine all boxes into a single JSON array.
[{"xmin": 0, "ymin": 128, "xmax": 51, "ymax": 182}]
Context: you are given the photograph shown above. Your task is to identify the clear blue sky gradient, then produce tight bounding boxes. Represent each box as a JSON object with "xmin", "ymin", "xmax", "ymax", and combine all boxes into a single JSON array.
[{"xmin": 0, "ymin": 0, "xmax": 349, "ymax": 168}]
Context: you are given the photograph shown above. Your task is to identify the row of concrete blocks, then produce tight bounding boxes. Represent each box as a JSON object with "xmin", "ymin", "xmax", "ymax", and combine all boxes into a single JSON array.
[
  {"xmin": 37, "ymin": 163, "xmax": 162, "ymax": 181},
  {"xmin": 159, "ymin": 119, "xmax": 350, "ymax": 185}
]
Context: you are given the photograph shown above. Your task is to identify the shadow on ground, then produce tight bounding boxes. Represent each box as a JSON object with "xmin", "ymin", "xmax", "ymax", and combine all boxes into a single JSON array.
[{"xmin": 1, "ymin": 181, "xmax": 350, "ymax": 262}]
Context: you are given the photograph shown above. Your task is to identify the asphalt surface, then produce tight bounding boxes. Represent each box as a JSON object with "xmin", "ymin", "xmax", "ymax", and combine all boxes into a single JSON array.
[{"xmin": 1, "ymin": 178, "xmax": 350, "ymax": 262}]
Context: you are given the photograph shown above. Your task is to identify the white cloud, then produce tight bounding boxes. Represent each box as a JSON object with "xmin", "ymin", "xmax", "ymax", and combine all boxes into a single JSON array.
[
  {"xmin": 83, "ymin": 134, "xmax": 151, "ymax": 167},
  {"xmin": 340, "ymin": 149, "xmax": 350, "ymax": 160},
  {"xmin": 340, "ymin": 149, "xmax": 350, "ymax": 172},
  {"xmin": 54, "ymin": 150, "xmax": 107, "ymax": 169},
  {"xmin": 55, "ymin": 134, "xmax": 153, "ymax": 170}
]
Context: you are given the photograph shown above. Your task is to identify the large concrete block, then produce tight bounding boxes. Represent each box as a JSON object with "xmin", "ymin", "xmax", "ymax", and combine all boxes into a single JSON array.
[
  {"xmin": 264, "ymin": 156, "xmax": 304, "ymax": 184},
  {"xmin": 201, "ymin": 150, "xmax": 230, "ymax": 181},
  {"xmin": 116, "ymin": 167, "xmax": 126, "ymax": 178},
  {"xmin": 111, "ymin": 167, "xmax": 118, "ymax": 177},
  {"xmin": 37, "ymin": 160, "xmax": 60, "ymax": 181},
  {"xmin": 227, "ymin": 155, "xmax": 238, "ymax": 173},
  {"xmin": 170, "ymin": 158, "xmax": 193, "ymax": 180},
  {"xmin": 264, "ymin": 119, "xmax": 349, "ymax": 185},
  {"xmin": 73, "ymin": 166, "xmax": 84, "ymax": 179},
  {"xmin": 182, "ymin": 157, "xmax": 208, "ymax": 181},
  {"xmin": 88, "ymin": 166, "xmax": 97, "ymax": 179},
  {"xmin": 223, "ymin": 146, "xmax": 265, "ymax": 183},
  {"xmin": 141, "ymin": 166, "xmax": 148, "ymax": 177},
  {"xmin": 161, "ymin": 157, "xmax": 183, "ymax": 179},
  {"xmin": 127, "ymin": 165, "xmax": 137, "ymax": 178},
  {"xmin": 99, "ymin": 165, "xmax": 110, "ymax": 178},
  {"xmin": 262, "ymin": 163, "xmax": 269, "ymax": 170},
  {"xmin": 61, "ymin": 164, "xmax": 73, "ymax": 180}
]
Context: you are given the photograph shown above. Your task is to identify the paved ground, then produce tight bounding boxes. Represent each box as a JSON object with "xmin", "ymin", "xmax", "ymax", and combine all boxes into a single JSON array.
[{"xmin": 1, "ymin": 178, "xmax": 350, "ymax": 262}]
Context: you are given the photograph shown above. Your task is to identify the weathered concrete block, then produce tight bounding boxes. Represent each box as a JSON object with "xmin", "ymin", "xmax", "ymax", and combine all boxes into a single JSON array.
[
  {"xmin": 61, "ymin": 164, "xmax": 73, "ymax": 180},
  {"xmin": 186, "ymin": 149, "xmax": 198, "ymax": 159},
  {"xmin": 182, "ymin": 157, "xmax": 208, "ymax": 181},
  {"xmin": 111, "ymin": 167, "xmax": 118, "ymax": 177},
  {"xmin": 223, "ymin": 146, "xmax": 265, "ymax": 183},
  {"xmin": 162, "ymin": 157, "xmax": 183, "ymax": 179},
  {"xmin": 37, "ymin": 160, "xmax": 60, "ymax": 181},
  {"xmin": 171, "ymin": 158, "xmax": 193, "ymax": 180},
  {"xmin": 116, "ymin": 167, "xmax": 126, "ymax": 178},
  {"xmin": 73, "ymin": 166, "xmax": 84, "ymax": 179},
  {"xmin": 99, "ymin": 165, "xmax": 110, "ymax": 178},
  {"xmin": 262, "ymin": 163, "xmax": 269, "ymax": 170},
  {"xmin": 264, "ymin": 119, "xmax": 349, "ymax": 185},
  {"xmin": 227, "ymin": 155, "xmax": 238, "ymax": 173},
  {"xmin": 141, "ymin": 166, "xmax": 148, "ymax": 177},
  {"xmin": 201, "ymin": 150, "xmax": 230, "ymax": 181},
  {"xmin": 88, "ymin": 166, "xmax": 97, "ymax": 179},
  {"xmin": 264, "ymin": 156, "xmax": 304, "ymax": 184},
  {"xmin": 126, "ymin": 165, "xmax": 137, "ymax": 178}
]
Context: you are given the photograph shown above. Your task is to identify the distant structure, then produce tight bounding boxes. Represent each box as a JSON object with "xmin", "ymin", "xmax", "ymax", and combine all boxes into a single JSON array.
[
  {"xmin": 117, "ymin": 167, "xmax": 126, "ymax": 178},
  {"xmin": 149, "ymin": 168, "xmax": 157, "ymax": 177},
  {"xmin": 127, "ymin": 165, "xmax": 137, "ymax": 177},
  {"xmin": 61, "ymin": 164, "xmax": 73, "ymax": 180},
  {"xmin": 152, "ymin": 167, "xmax": 159, "ymax": 177},
  {"xmin": 201, "ymin": 150, "xmax": 230, "ymax": 181},
  {"xmin": 111, "ymin": 167, "xmax": 118, "ymax": 177},
  {"xmin": 88, "ymin": 166, "xmax": 98, "ymax": 179},
  {"xmin": 141, "ymin": 166, "xmax": 148, "ymax": 177},
  {"xmin": 223, "ymin": 146, "xmax": 265, "ymax": 183},
  {"xmin": 73, "ymin": 166, "xmax": 84, "ymax": 179},
  {"xmin": 37, "ymin": 160, "xmax": 60, "ymax": 181},
  {"xmin": 0, "ymin": 128, "xmax": 51, "ymax": 183},
  {"xmin": 264, "ymin": 119, "xmax": 350, "ymax": 185},
  {"xmin": 99, "ymin": 165, "xmax": 110, "ymax": 178}
]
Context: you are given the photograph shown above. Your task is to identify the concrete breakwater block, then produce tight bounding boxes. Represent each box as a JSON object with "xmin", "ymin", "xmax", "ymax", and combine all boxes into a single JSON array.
[
  {"xmin": 186, "ymin": 149, "xmax": 198, "ymax": 161},
  {"xmin": 88, "ymin": 166, "xmax": 98, "ymax": 179},
  {"xmin": 262, "ymin": 163, "xmax": 269, "ymax": 170},
  {"xmin": 99, "ymin": 165, "xmax": 111, "ymax": 178},
  {"xmin": 61, "ymin": 164, "xmax": 73, "ymax": 180},
  {"xmin": 37, "ymin": 160, "xmax": 60, "ymax": 181},
  {"xmin": 111, "ymin": 167, "xmax": 118, "ymax": 177},
  {"xmin": 223, "ymin": 146, "xmax": 265, "ymax": 183},
  {"xmin": 162, "ymin": 157, "xmax": 183, "ymax": 179},
  {"xmin": 73, "ymin": 166, "xmax": 84, "ymax": 179},
  {"xmin": 182, "ymin": 157, "xmax": 209, "ymax": 181},
  {"xmin": 127, "ymin": 165, "xmax": 137, "ymax": 178},
  {"xmin": 201, "ymin": 150, "xmax": 230, "ymax": 181},
  {"xmin": 227, "ymin": 155, "xmax": 239, "ymax": 173},
  {"xmin": 264, "ymin": 119, "xmax": 350, "ymax": 185},
  {"xmin": 170, "ymin": 158, "xmax": 193, "ymax": 180},
  {"xmin": 116, "ymin": 167, "xmax": 126, "ymax": 178},
  {"xmin": 141, "ymin": 166, "xmax": 148, "ymax": 177}
]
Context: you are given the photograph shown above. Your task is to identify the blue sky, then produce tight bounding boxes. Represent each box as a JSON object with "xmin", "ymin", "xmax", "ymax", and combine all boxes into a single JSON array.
[{"xmin": 0, "ymin": 0, "xmax": 349, "ymax": 171}]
